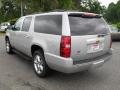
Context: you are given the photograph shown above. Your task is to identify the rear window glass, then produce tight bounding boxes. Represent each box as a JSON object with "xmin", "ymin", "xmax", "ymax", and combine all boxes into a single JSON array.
[{"xmin": 69, "ymin": 16, "xmax": 109, "ymax": 36}]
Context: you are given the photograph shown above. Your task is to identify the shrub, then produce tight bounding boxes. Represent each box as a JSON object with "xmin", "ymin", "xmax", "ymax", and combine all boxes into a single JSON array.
[
  {"xmin": 8, "ymin": 18, "xmax": 19, "ymax": 25},
  {"xmin": 117, "ymin": 22, "xmax": 120, "ymax": 31}
]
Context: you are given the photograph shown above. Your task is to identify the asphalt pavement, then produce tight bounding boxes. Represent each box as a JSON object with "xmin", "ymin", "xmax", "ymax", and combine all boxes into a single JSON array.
[{"xmin": 0, "ymin": 35, "xmax": 120, "ymax": 90}]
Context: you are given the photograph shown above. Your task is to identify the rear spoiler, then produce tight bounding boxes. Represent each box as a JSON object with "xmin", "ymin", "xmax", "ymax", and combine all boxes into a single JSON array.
[{"xmin": 68, "ymin": 13, "xmax": 102, "ymax": 18}]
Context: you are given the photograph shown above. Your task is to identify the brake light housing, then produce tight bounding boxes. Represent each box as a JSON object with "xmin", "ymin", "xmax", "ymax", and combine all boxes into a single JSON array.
[
  {"xmin": 60, "ymin": 36, "xmax": 71, "ymax": 58},
  {"xmin": 83, "ymin": 13, "xmax": 96, "ymax": 16}
]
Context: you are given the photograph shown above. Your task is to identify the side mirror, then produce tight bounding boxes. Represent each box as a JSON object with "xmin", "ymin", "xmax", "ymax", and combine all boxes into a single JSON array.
[{"xmin": 11, "ymin": 25, "xmax": 20, "ymax": 31}]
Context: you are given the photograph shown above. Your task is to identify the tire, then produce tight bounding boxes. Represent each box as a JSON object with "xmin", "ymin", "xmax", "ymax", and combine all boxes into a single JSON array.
[
  {"xmin": 6, "ymin": 38, "xmax": 13, "ymax": 54},
  {"xmin": 33, "ymin": 50, "xmax": 49, "ymax": 77}
]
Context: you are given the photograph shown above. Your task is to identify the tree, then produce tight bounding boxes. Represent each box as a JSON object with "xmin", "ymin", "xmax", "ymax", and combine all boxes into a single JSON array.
[
  {"xmin": 0, "ymin": 0, "xmax": 106, "ymax": 23},
  {"xmin": 105, "ymin": 0, "xmax": 120, "ymax": 23},
  {"xmin": 80, "ymin": 0, "xmax": 106, "ymax": 14},
  {"xmin": 0, "ymin": 0, "xmax": 20, "ymax": 22},
  {"xmin": 105, "ymin": 3, "xmax": 117, "ymax": 23},
  {"xmin": 57, "ymin": 0, "xmax": 75, "ymax": 10}
]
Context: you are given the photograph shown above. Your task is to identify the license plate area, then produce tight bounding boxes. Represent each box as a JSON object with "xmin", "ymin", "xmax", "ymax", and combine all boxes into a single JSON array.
[{"xmin": 87, "ymin": 42, "xmax": 104, "ymax": 53}]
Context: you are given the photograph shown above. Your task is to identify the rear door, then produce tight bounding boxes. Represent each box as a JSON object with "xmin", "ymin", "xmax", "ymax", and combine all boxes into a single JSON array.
[
  {"xmin": 69, "ymin": 13, "xmax": 111, "ymax": 61},
  {"xmin": 34, "ymin": 15, "xmax": 62, "ymax": 56}
]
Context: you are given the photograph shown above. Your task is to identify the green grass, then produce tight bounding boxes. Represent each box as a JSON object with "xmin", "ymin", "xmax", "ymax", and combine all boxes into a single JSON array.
[{"xmin": 0, "ymin": 32, "xmax": 5, "ymax": 36}]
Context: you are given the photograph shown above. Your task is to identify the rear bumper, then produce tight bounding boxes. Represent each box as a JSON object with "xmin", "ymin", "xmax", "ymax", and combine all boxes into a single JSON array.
[{"xmin": 45, "ymin": 49, "xmax": 112, "ymax": 73}]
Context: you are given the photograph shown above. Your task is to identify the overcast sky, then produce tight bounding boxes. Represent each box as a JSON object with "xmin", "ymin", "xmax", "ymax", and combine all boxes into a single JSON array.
[{"xmin": 98, "ymin": 0, "xmax": 119, "ymax": 7}]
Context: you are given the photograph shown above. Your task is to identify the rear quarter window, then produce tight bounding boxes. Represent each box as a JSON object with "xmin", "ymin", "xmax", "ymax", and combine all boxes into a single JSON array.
[
  {"xmin": 34, "ymin": 15, "xmax": 62, "ymax": 35},
  {"xmin": 69, "ymin": 16, "xmax": 109, "ymax": 36}
]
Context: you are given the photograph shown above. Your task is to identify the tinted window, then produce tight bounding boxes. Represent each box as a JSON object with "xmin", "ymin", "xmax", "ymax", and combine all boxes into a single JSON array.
[
  {"xmin": 15, "ymin": 18, "xmax": 23, "ymax": 31},
  {"xmin": 22, "ymin": 17, "xmax": 32, "ymax": 32},
  {"xmin": 69, "ymin": 16, "xmax": 109, "ymax": 36},
  {"xmin": 34, "ymin": 15, "xmax": 62, "ymax": 35}
]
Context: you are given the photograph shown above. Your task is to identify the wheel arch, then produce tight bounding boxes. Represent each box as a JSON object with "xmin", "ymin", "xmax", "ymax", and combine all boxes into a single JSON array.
[
  {"xmin": 5, "ymin": 35, "xmax": 9, "ymax": 41},
  {"xmin": 31, "ymin": 44, "xmax": 44, "ymax": 56}
]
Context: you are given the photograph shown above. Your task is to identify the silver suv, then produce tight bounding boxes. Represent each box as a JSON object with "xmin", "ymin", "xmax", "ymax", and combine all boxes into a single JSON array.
[{"xmin": 5, "ymin": 12, "xmax": 112, "ymax": 77}]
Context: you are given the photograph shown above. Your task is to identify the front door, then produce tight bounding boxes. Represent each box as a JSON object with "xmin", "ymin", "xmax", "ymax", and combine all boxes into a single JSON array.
[
  {"xmin": 17, "ymin": 16, "xmax": 33, "ymax": 56},
  {"xmin": 10, "ymin": 17, "xmax": 24, "ymax": 49}
]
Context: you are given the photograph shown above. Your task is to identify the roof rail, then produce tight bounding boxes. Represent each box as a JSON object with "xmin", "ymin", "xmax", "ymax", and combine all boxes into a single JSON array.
[
  {"xmin": 26, "ymin": 9, "xmax": 80, "ymax": 16},
  {"xmin": 51, "ymin": 9, "xmax": 79, "ymax": 12}
]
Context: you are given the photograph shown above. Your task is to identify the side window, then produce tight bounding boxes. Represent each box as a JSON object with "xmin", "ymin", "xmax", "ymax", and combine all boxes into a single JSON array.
[
  {"xmin": 34, "ymin": 15, "xmax": 62, "ymax": 35},
  {"xmin": 22, "ymin": 17, "xmax": 32, "ymax": 32},
  {"xmin": 15, "ymin": 18, "xmax": 23, "ymax": 31}
]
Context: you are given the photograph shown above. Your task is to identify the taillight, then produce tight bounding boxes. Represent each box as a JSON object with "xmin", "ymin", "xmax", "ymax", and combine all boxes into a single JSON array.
[
  {"xmin": 60, "ymin": 36, "xmax": 71, "ymax": 58},
  {"xmin": 110, "ymin": 34, "xmax": 112, "ymax": 48}
]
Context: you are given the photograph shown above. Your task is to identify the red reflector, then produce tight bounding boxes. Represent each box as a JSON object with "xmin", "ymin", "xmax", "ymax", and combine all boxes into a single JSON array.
[{"xmin": 60, "ymin": 36, "xmax": 71, "ymax": 58}]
